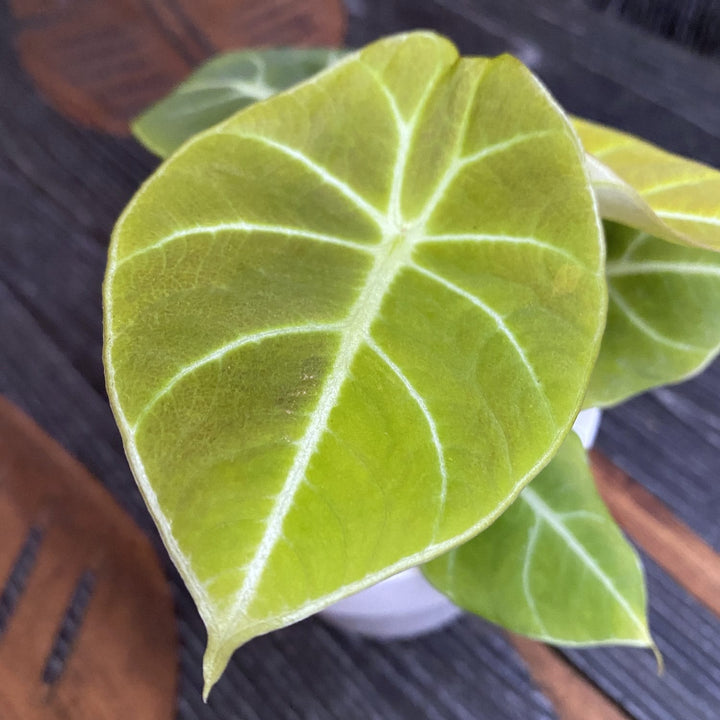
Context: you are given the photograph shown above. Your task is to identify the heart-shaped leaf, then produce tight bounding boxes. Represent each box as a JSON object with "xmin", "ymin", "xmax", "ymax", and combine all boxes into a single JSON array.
[
  {"xmin": 104, "ymin": 32, "xmax": 605, "ymax": 693},
  {"xmin": 423, "ymin": 433, "xmax": 653, "ymax": 648},
  {"xmin": 132, "ymin": 48, "xmax": 344, "ymax": 157},
  {"xmin": 586, "ymin": 222, "xmax": 720, "ymax": 407},
  {"xmin": 574, "ymin": 117, "xmax": 720, "ymax": 251}
]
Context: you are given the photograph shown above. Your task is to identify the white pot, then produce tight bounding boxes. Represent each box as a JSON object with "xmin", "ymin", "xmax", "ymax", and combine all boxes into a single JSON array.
[{"xmin": 319, "ymin": 408, "xmax": 602, "ymax": 639}]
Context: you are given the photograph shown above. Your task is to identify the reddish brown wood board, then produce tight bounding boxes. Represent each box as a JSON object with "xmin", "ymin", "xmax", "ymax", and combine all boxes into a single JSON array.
[
  {"xmin": 592, "ymin": 450, "xmax": 720, "ymax": 620},
  {"xmin": 511, "ymin": 636, "xmax": 631, "ymax": 720},
  {"xmin": 10, "ymin": 0, "xmax": 346, "ymax": 134},
  {"xmin": 0, "ymin": 396, "xmax": 177, "ymax": 720}
]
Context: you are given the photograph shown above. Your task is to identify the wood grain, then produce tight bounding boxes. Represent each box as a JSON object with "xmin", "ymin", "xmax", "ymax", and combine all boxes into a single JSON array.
[
  {"xmin": 0, "ymin": 396, "xmax": 177, "ymax": 720},
  {"xmin": 511, "ymin": 636, "xmax": 630, "ymax": 720},
  {"xmin": 10, "ymin": 0, "xmax": 346, "ymax": 134},
  {"xmin": 591, "ymin": 450, "xmax": 720, "ymax": 619}
]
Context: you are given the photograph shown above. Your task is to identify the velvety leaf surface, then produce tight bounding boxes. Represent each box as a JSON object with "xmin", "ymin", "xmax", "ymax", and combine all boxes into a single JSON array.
[
  {"xmin": 575, "ymin": 117, "xmax": 720, "ymax": 251},
  {"xmin": 586, "ymin": 222, "xmax": 720, "ymax": 407},
  {"xmin": 132, "ymin": 48, "xmax": 344, "ymax": 158},
  {"xmin": 104, "ymin": 32, "xmax": 605, "ymax": 693},
  {"xmin": 423, "ymin": 433, "xmax": 652, "ymax": 648}
]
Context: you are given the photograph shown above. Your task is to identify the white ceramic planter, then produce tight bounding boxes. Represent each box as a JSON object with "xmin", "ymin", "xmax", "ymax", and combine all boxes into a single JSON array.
[{"xmin": 319, "ymin": 408, "xmax": 602, "ymax": 639}]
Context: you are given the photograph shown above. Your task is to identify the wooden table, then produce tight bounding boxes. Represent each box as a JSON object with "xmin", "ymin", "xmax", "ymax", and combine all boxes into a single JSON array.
[{"xmin": 2, "ymin": 1, "xmax": 720, "ymax": 718}]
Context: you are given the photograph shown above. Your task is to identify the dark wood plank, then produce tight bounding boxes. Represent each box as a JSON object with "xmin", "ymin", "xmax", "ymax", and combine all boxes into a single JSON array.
[
  {"xmin": 346, "ymin": 0, "xmax": 720, "ymax": 165},
  {"xmin": 588, "ymin": 0, "xmax": 720, "ymax": 56},
  {"xmin": 0, "ymin": 280, "xmax": 147, "ymax": 527}
]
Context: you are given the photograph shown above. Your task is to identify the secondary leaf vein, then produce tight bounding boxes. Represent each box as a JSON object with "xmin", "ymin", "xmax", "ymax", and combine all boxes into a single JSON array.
[
  {"xmin": 410, "ymin": 262, "xmax": 552, "ymax": 421},
  {"xmin": 117, "ymin": 223, "xmax": 375, "ymax": 268},
  {"xmin": 420, "ymin": 232, "xmax": 586, "ymax": 268},
  {"xmin": 224, "ymin": 132, "xmax": 389, "ymax": 230},
  {"xmin": 655, "ymin": 210, "xmax": 720, "ymax": 228},
  {"xmin": 606, "ymin": 260, "xmax": 720, "ymax": 279},
  {"xmin": 609, "ymin": 286, "xmax": 704, "ymax": 353},
  {"xmin": 132, "ymin": 323, "xmax": 342, "ymax": 432},
  {"xmin": 522, "ymin": 516, "xmax": 549, "ymax": 635},
  {"xmin": 367, "ymin": 337, "xmax": 448, "ymax": 535}
]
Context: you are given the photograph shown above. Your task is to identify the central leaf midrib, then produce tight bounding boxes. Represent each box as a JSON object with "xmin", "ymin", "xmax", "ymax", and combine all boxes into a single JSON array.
[{"xmin": 226, "ymin": 227, "xmax": 414, "ymax": 624}]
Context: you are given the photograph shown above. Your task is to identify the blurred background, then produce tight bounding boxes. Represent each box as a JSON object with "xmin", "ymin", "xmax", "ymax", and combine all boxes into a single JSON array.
[{"xmin": 588, "ymin": 0, "xmax": 720, "ymax": 54}]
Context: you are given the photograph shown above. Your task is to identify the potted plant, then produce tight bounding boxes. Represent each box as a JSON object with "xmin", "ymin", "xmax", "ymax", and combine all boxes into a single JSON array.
[{"xmin": 103, "ymin": 32, "xmax": 720, "ymax": 699}]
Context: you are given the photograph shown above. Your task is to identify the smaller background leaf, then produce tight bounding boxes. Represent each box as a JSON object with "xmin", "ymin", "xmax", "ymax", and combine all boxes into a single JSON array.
[
  {"xmin": 575, "ymin": 117, "xmax": 720, "ymax": 251},
  {"xmin": 586, "ymin": 222, "xmax": 720, "ymax": 407},
  {"xmin": 423, "ymin": 433, "xmax": 653, "ymax": 648},
  {"xmin": 132, "ymin": 48, "xmax": 346, "ymax": 158}
]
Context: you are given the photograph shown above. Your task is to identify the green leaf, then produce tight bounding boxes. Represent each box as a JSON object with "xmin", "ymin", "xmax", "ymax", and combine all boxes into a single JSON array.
[
  {"xmin": 132, "ymin": 48, "xmax": 345, "ymax": 157},
  {"xmin": 104, "ymin": 32, "xmax": 605, "ymax": 694},
  {"xmin": 574, "ymin": 117, "xmax": 720, "ymax": 251},
  {"xmin": 586, "ymin": 222, "xmax": 720, "ymax": 407},
  {"xmin": 423, "ymin": 433, "xmax": 653, "ymax": 648}
]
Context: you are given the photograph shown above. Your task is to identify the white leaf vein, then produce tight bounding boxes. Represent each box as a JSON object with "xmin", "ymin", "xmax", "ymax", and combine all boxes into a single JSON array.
[
  {"xmin": 221, "ymin": 73, "xmax": 435, "ymax": 626},
  {"xmin": 591, "ymin": 141, "xmax": 635, "ymax": 159},
  {"xmin": 132, "ymin": 323, "xmax": 342, "ymax": 432},
  {"xmin": 367, "ymin": 337, "xmax": 448, "ymax": 534},
  {"xmin": 641, "ymin": 174, "xmax": 716, "ymax": 197},
  {"xmin": 619, "ymin": 231, "xmax": 650, "ymax": 262},
  {"xmin": 175, "ymin": 79, "xmax": 274, "ymax": 102},
  {"xmin": 416, "ymin": 129, "xmax": 555, "ymax": 228},
  {"xmin": 222, "ymin": 132, "xmax": 389, "ymax": 230},
  {"xmin": 655, "ymin": 210, "xmax": 720, "ymax": 228},
  {"xmin": 420, "ymin": 232, "xmax": 587, "ymax": 268},
  {"xmin": 358, "ymin": 60, "xmax": 407, "ymax": 130},
  {"xmin": 606, "ymin": 260, "xmax": 720, "ymax": 279},
  {"xmin": 609, "ymin": 286, "xmax": 704, "ymax": 353},
  {"xmin": 410, "ymin": 262, "xmax": 552, "ymax": 421},
  {"xmin": 522, "ymin": 516, "xmax": 549, "ymax": 635},
  {"xmin": 116, "ymin": 223, "xmax": 374, "ymax": 269}
]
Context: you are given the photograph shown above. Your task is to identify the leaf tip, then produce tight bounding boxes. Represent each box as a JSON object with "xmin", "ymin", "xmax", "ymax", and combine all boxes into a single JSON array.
[
  {"xmin": 201, "ymin": 682, "xmax": 212, "ymax": 704},
  {"xmin": 202, "ymin": 629, "xmax": 233, "ymax": 702},
  {"xmin": 651, "ymin": 639, "xmax": 665, "ymax": 676}
]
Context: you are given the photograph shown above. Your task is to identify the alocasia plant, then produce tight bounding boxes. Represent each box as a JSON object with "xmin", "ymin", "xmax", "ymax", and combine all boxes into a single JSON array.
[{"xmin": 105, "ymin": 31, "xmax": 720, "ymax": 697}]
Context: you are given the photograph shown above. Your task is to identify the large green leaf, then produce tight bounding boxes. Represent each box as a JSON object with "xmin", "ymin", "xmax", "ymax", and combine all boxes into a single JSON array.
[
  {"xmin": 130, "ymin": 52, "xmax": 720, "ymax": 258},
  {"xmin": 104, "ymin": 32, "xmax": 605, "ymax": 694},
  {"xmin": 586, "ymin": 222, "xmax": 720, "ymax": 407},
  {"xmin": 423, "ymin": 433, "xmax": 653, "ymax": 648},
  {"xmin": 132, "ymin": 48, "xmax": 344, "ymax": 157},
  {"xmin": 575, "ymin": 117, "xmax": 720, "ymax": 251}
]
